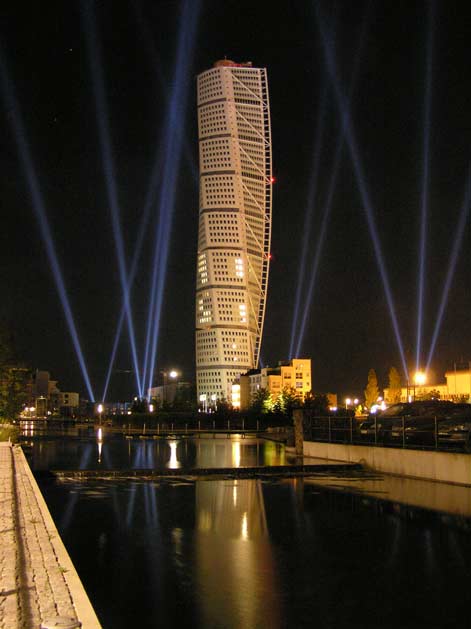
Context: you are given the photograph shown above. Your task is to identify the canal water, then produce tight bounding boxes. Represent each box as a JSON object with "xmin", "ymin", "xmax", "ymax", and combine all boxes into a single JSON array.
[{"xmin": 27, "ymin": 433, "xmax": 471, "ymax": 629}]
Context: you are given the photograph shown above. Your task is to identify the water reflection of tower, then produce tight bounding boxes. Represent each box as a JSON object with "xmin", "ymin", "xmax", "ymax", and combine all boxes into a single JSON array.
[{"xmin": 195, "ymin": 479, "xmax": 281, "ymax": 627}]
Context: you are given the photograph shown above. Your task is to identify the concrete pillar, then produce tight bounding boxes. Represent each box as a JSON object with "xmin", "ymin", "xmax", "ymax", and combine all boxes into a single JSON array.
[{"xmin": 293, "ymin": 408, "xmax": 304, "ymax": 457}]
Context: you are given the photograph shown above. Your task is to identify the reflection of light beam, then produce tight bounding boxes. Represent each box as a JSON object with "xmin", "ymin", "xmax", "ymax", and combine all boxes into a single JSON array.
[
  {"xmin": 426, "ymin": 167, "xmax": 471, "ymax": 371},
  {"xmin": 315, "ymin": 7, "xmax": 408, "ymax": 378},
  {"xmin": 125, "ymin": 483, "xmax": 138, "ymax": 528},
  {"xmin": 0, "ymin": 50, "xmax": 95, "ymax": 401},
  {"xmin": 81, "ymin": 1, "xmax": 142, "ymax": 397},
  {"xmin": 424, "ymin": 529, "xmax": 437, "ymax": 577},
  {"xmin": 289, "ymin": 86, "xmax": 328, "ymax": 358},
  {"xmin": 295, "ymin": 9, "xmax": 369, "ymax": 357},
  {"xmin": 143, "ymin": 0, "xmax": 201, "ymax": 396},
  {"xmin": 133, "ymin": 443, "xmax": 144, "ymax": 469},
  {"xmin": 148, "ymin": 483, "xmax": 158, "ymax": 523},
  {"xmin": 147, "ymin": 442, "xmax": 155, "ymax": 469},
  {"xmin": 416, "ymin": 2, "xmax": 435, "ymax": 370},
  {"xmin": 60, "ymin": 488, "xmax": 80, "ymax": 531},
  {"xmin": 79, "ymin": 444, "xmax": 93, "ymax": 470}
]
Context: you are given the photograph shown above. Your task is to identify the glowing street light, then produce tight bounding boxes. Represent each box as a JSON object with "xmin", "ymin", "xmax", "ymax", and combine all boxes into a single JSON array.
[
  {"xmin": 414, "ymin": 371, "xmax": 427, "ymax": 386},
  {"xmin": 161, "ymin": 369, "xmax": 179, "ymax": 404},
  {"xmin": 97, "ymin": 403, "xmax": 103, "ymax": 425},
  {"xmin": 415, "ymin": 371, "xmax": 426, "ymax": 401}
]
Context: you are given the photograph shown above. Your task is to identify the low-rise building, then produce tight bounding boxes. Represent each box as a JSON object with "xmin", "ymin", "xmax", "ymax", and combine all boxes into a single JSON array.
[
  {"xmin": 148, "ymin": 382, "xmax": 194, "ymax": 407},
  {"xmin": 383, "ymin": 367, "xmax": 471, "ymax": 403},
  {"xmin": 30, "ymin": 370, "xmax": 80, "ymax": 417},
  {"xmin": 237, "ymin": 358, "xmax": 312, "ymax": 410}
]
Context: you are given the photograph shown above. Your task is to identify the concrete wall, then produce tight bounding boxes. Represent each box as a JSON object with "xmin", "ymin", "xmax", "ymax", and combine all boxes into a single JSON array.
[{"xmin": 303, "ymin": 441, "xmax": 471, "ymax": 486}]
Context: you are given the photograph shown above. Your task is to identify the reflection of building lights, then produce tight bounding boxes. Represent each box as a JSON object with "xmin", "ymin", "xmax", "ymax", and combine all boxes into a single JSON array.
[
  {"xmin": 241, "ymin": 512, "xmax": 248, "ymax": 540},
  {"xmin": 233, "ymin": 480, "xmax": 238, "ymax": 507},
  {"xmin": 97, "ymin": 427, "xmax": 103, "ymax": 463},
  {"xmin": 168, "ymin": 440, "xmax": 180, "ymax": 469},
  {"xmin": 232, "ymin": 441, "xmax": 241, "ymax": 468}
]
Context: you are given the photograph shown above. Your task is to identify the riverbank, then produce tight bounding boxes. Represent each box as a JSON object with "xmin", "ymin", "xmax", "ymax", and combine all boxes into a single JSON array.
[{"xmin": 0, "ymin": 442, "xmax": 101, "ymax": 629}]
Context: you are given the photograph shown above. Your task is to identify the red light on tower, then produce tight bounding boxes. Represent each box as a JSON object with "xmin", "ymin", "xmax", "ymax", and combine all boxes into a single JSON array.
[{"xmin": 269, "ymin": 176, "xmax": 276, "ymax": 184}]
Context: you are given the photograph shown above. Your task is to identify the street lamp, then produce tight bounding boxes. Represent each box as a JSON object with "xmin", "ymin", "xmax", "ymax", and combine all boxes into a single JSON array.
[
  {"xmin": 97, "ymin": 403, "xmax": 103, "ymax": 425},
  {"xmin": 414, "ymin": 371, "xmax": 426, "ymax": 386},
  {"xmin": 413, "ymin": 371, "xmax": 426, "ymax": 401},
  {"xmin": 161, "ymin": 369, "xmax": 179, "ymax": 404}
]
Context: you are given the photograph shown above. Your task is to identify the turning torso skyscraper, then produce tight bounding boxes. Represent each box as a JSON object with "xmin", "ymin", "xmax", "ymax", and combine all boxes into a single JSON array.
[{"xmin": 195, "ymin": 59, "xmax": 273, "ymax": 405}]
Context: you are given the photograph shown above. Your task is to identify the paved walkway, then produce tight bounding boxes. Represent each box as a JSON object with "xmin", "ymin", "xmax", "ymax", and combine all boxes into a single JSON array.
[{"xmin": 0, "ymin": 442, "xmax": 101, "ymax": 628}]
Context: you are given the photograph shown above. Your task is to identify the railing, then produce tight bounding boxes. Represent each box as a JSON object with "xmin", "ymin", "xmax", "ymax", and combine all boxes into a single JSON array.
[
  {"xmin": 303, "ymin": 415, "xmax": 471, "ymax": 453},
  {"xmin": 121, "ymin": 418, "xmax": 263, "ymax": 436}
]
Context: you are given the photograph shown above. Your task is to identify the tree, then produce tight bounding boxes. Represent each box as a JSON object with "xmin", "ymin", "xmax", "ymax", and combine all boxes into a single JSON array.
[
  {"xmin": 273, "ymin": 387, "xmax": 300, "ymax": 420},
  {"xmin": 130, "ymin": 397, "xmax": 148, "ymax": 413},
  {"xmin": 303, "ymin": 392, "xmax": 330, "ymax": 415},
  {"xmin": 364, "ymin": 369, "xmax": 379, "ymax": 409},
  {"xmin": 0, "ymin": 326, "xmax": 30, "ymax": 419},
  {"xmin": 387, "ymin": 366, "xmax": 402, "ymax": 404},
  {"xmin": 250, "ymin": 387, "xmax": 272, "ymax": 414}
]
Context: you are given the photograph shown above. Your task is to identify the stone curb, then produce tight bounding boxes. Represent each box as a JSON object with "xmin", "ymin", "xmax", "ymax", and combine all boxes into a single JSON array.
[{"xmin": 0, "ymin": 443, "xmax": 102, "ymax": 629}]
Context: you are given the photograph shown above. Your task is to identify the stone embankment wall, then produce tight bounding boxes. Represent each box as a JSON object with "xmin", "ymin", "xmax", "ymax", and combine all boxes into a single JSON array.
[{"xmin": 303, "ymin": 440, "xmax": 471, "ymax": 486}]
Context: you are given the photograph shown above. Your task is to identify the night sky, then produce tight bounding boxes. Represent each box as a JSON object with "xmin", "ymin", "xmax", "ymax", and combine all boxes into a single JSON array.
[{"xmin": 1, "ymin": 1, "xmax": 471, "ymax": 401}]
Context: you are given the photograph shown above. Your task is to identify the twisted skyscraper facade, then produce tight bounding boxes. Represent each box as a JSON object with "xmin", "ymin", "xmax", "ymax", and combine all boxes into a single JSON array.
[{"xmin": 195, "ymin": 60, "xmax": 272, "ymax": 404}]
